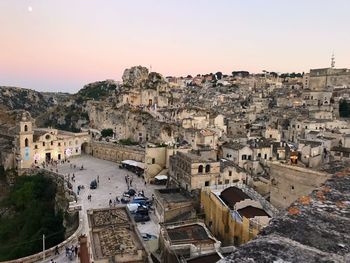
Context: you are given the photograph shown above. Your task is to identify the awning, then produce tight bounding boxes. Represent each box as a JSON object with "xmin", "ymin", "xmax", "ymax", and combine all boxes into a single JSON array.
[
  {"xmin": 122, "ymin": 160, "xmax": 145, "ymax": 169},
  {"xmin": 155, "ymin": 175, "xmax": 168, "ymax": 180}
]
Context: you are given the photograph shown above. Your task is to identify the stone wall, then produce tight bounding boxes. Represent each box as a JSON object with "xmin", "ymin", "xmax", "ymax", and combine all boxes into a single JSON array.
[
  {"xmin": 86, "ymin": 141, "xmax": 145, "ymax": 163},
  {"xmin": 269, "ymin": 162, "xmax": 330, "ymax": 209}
]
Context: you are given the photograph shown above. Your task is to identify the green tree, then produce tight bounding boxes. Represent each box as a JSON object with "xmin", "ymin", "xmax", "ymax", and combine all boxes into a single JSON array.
[
  {"xmin": 101, "ymin": 128, "xmax": 114, "ymax": 137},
  {"xmin": 215, "ymin": 72, "xmax": 223, "ymax": 80},
  {"xmin": 339, "ymin": 99, "xmax": 350, "ymax": 118}
]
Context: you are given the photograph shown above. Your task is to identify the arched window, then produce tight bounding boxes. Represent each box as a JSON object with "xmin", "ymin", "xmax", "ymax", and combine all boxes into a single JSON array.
[
  {"xmin": 25, "ymin": 138, "xmax": 29, "ymax": 147},
  {"xmin": 198, "ymin": 165, "xmax": 203, "ymax": 174},
  {"xmin": 24, "ymin": 125, "xmax": 29, "ymax": 132},
  {"xmin": 205, "ymin": 164, "xmax": 211, "ymax": 173}
]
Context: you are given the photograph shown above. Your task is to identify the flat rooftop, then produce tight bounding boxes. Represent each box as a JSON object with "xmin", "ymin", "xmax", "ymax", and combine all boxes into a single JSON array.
[
  {"xmin": 88, "ymin": 207, "xmax": 146, "ymax": 262},
  {"xmin": 167, "ymin": 223, "xmax": 216, "ymax": 245},
  {"xmin": 155, "ymin": 188, "xmax": 192, "ymax": 204}
]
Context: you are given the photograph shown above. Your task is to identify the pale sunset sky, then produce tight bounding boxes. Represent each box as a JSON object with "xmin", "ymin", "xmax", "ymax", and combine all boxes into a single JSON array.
[{"xmin": 0, "ymin": 0, "xmax": 349, "ymax": 92}]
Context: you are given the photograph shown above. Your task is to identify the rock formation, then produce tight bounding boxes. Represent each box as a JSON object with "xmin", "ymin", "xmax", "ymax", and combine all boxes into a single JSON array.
[{"xmin": 122, "ymin": 66, "xmax": 149, "ymax": 89}]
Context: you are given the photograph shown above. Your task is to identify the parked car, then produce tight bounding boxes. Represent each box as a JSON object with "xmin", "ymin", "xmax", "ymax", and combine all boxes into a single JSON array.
[
  {"xmin": 90, "ymin": 180, "xmax": 97, "ymax": 189},
  {"xmin": 141, "ymin": 233, "xmax": 158, "ymax": 241},
  {"xmin": 134, "ymin": 213, "xmax": 150, "ymax": 222},
  {"xmin": 131, "ymin": 199, "xmax": 152, "ymax": 207},
  {"xmin": 136, "ymin": 206, "xmax": 149, "ymax": 215},
  {"xmin": 127, "ymin": 203, "xmax": 139, "ymax": 213},
  {"xmin": 121, "ymin": 195, "xmax": 130, "ymax": 203},
  {"xmin": 127, "ymin": 189, "xmax": 136, "ymax": 196}
]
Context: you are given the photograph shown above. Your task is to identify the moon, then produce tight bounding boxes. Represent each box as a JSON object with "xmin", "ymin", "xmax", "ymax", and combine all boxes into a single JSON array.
[{"xmin": 28, "ymin": 6, "xmax": 33, "ymax": 12}]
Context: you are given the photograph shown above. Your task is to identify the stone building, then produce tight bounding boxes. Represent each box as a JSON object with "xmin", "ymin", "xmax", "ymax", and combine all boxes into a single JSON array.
[
  {"xmin": 308, "ymin": 67, "xmax": 350, "ymax": 90},
  {"xmin": 159, "ymin": 221, "xmax": 221, "ymax": 263},
  {"xmin": 153, "ymin": 188, "xmax": 195, "ymax": 223},
  {"xmin": 87, "ymin": 207, "xmax": 148, "ymax": 263},
  {"xmin": 15, "ymin": 111, "xmax": 90, "ymax": 170},
  {"xmin": 169, "ymin": 151, "xmax": 220, "ymax": 192},
  {"xmin": 201, "ymin": 185, "xmax": 274, "ymax": 246}
]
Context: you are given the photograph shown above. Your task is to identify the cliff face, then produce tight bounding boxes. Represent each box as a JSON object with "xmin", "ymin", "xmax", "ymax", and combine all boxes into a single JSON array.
[{"xmin": 0, "ymin": 86, "xmax": 57, "ymax": 117}]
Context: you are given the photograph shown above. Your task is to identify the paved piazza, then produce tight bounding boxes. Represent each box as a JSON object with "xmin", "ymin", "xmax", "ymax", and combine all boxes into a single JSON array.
[{"xmin": 44, "ymin": 155, "xmax": 165, "ymax": 263}]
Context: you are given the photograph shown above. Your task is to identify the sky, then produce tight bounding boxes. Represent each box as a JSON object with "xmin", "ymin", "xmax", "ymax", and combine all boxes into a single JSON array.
[{"xmin": 0, "ymin": 0, "xmax": 349, "ymax": 93}]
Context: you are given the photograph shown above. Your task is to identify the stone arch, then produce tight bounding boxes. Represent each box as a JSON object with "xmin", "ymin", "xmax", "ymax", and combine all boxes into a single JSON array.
[{"xmin": 81, "ymin": 142, "xmax": 89, "ymax": 154}]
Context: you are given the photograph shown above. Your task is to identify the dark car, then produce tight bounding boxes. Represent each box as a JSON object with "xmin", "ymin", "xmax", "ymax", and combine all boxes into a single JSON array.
[
  {"xmin": 134, "ymin": 213, "xmax": 150, "ymax": 222},
  {"xmin": 136, "ymin": 206, "xmax": 149, "ymax": 215},
  {"xmin": 90, "ymin": 179, "xmax": 97, "ymax": 189},
  {"xmin": 127, "ymin": 189, "xmax": 136, "ymax": 196}
]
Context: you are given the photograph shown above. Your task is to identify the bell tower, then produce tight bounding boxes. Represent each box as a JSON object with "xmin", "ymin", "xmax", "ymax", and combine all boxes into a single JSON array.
[{"xmin": 17, "ymin": 111, "xmax": 34, "ymax": 169}]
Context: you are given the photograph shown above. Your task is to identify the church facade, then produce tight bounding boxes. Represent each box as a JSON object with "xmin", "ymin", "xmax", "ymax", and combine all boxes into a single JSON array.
[{"xmin": 15, "ymin": 112, "xmax": 90, "ymax": 169}]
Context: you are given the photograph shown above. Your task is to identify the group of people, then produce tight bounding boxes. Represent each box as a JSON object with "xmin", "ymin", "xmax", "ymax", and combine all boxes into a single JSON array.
[
  {"xmin": 87, "ymin": 194, "xmax": 92, "ymax": 201},
  {"xmin": 50, "ymin": 244, "xmax": 78, "ymax": 262},
  {"xmin": 65, "ymin": 245, "xmax": 79, "ymax": 259}
]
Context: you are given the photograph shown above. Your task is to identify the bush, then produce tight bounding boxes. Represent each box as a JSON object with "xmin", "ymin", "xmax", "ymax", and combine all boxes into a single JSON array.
[
  {"xmin": 339, "ymin": 99, "xmax": 350, "ymax": 118},
  {"xmin": 118, "ymin": 138, "xmax": 139, "ymax": 145},
  {"xmin": 101, "ymin": 128, "xmax": 114, "ymax": 137}
]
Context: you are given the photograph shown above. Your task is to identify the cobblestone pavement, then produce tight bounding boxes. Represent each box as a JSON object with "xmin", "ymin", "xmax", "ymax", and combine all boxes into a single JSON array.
[{"xmin": 43, "ymin": 155, "xmax": 165, "ymax": 263}]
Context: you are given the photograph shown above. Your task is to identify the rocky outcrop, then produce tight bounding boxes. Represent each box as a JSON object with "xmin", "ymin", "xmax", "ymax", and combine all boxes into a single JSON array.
[
  {"xmin": 122, "ymin": 66, "xmax": 149, "ymax": 89},
  {"xmin": 220, "ymin": 171, "xmax": 350, "ymax": 263}
]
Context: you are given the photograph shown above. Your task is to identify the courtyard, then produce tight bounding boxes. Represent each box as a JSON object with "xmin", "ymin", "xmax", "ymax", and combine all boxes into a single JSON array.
[{"xmin": 44, "ymin": 155, "xmax": 165, "ymax": 262}]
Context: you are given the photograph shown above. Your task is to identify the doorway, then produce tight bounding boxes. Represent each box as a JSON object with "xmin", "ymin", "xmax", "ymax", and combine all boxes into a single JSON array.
[
  {"xmin": 46, "ymin": 152, "xmax": 51, "ymax": 161},
  {"xmin": 58, "ymin": 154, "xmax": 61, "ymax": 160}
]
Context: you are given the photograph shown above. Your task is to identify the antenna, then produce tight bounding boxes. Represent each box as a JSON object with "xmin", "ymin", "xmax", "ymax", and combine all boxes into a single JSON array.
[{"xmin": 331, "ymin": 52, "xmax": 335, "ymax": 68}]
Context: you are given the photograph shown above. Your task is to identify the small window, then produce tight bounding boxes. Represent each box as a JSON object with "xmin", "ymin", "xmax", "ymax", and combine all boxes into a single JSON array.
[
  {"xmin": 225, "ymin": 179, "xmax": 229, "ymax": 184},
  {"xmin": 35, "ymin": 145, "xmax": 38, "ymax": 149},
  {"xmin": 51, "ymin": 141, "xmax": 53, "ymax": 146},
  {"xmin": 205, "ymin": 181, "xmax": 210, "ymax": 186},
  {"xmin": 229, "ymin": 171, "xmax": 232, "ymax": 176},
  {"xmin": 205, "ymin": 164, "xmax": 210, "ymax": 173},
  {"xmin": 43, "ymin": 142, "xmax": 45, "ymax": 147},
  {"xmin": 258, "ymin": 153, "xmax": 261, "ymax": 158},
  {"xmin": 242, "ymin": 155, "xmax": 247, "ymax": 160},
  {"xmin": 152, "ymin": 158, "xmax": 155, "ymax": 164},
  {"xmin": 264, "ymin": 154, "xmax": 267, "ymax": 159},
  {"xmin": 58, "ymin": 142, "xmax": 61, "ymax": 146},
  {"xmin": 25, "ymin": 138, "xmax": 29, "ymax": 147},
  {"xmin": 24, "ymin": 125, "xmax": 28, "ymax": 132},
  {"xmin": 198, "ymin": 165, "xmax": 203, "ymax": 173},
  {"xmin": 269, "ymin": 135, "xmax": 272, "ymax": 138}
]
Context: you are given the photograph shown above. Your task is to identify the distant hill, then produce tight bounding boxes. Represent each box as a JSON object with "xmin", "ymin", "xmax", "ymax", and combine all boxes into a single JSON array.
[{"xmin": 0, "ymin": 86, "xmax": 57, "ymax": 117}]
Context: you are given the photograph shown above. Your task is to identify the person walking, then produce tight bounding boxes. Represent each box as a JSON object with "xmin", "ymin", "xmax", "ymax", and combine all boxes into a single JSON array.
[
  {"xmin": 55, "ymin": 246, "xmax": 59, "ymax": 255},
  {"xmin": 74, "ymin": 246, "xmax": 78, "ymax": 257},
  {"xmin": 109, "ymin": 199, "xmax": 112, "ymax": 207}
]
